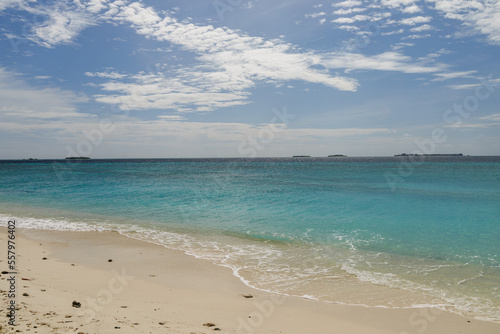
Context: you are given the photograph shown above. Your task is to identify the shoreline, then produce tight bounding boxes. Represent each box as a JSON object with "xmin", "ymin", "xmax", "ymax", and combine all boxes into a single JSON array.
[{"xmin": 1, "ymin": 228, "xmax": 500, "ymax": 333}]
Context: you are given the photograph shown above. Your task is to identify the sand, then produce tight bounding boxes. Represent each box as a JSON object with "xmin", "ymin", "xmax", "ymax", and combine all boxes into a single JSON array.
[{"xmin": 1, "ymin": 228, "xmax": 499, "ymax": 334}]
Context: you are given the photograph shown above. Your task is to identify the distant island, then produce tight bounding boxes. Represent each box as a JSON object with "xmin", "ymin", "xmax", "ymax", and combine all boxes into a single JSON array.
[
  {"xmin": 292, "ymin": 155, "xmax": 311, "ymax": 158},
  {"xmin": 65, "ymin": 157, "xmax": 91, "ymax": 160},
  {"xmin": 328, "ymin": 155, "xmax": 347, "ymax": 157},
  {"xmin": 395, "ymin": 153, "xmax": 463, "ymax": 157}
]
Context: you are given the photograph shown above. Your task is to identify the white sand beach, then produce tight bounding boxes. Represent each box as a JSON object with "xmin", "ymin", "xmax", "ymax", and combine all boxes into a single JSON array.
[{"xmin": 1, "ymin": 228, "xmax": 499, "ymax": 334}]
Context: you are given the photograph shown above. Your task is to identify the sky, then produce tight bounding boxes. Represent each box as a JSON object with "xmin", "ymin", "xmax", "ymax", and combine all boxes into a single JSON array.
[{"xmin": 0, "ymin": 0, "xmax": 499, "ymax": 158}]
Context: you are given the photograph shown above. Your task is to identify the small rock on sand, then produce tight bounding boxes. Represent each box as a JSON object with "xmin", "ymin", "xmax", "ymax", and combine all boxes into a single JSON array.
[
  {"xmin": 203, "ymin": 323, "xmax": 216, "ymax": 327},
  {"xmin": 72, "ymin": 301, "xmax": 81, "ymax": 308}
]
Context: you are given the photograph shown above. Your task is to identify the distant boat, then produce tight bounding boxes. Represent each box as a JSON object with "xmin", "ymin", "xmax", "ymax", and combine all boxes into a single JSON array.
[
  {"xmin": 292, "ymin": 155, "xmax": 311, "ymax": 158},
  {"xmin": 65, "ymin": 157, "xmax": 91, "ymax": 160},
  {"xmin": 328, "ymin": 155, "xmax": 347, "ymax": 157}
]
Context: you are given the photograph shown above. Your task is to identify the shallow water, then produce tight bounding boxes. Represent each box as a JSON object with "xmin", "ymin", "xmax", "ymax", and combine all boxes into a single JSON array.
[{"xmin": 1, "ymin": 157, "xmax": 499, "ymax": 322}]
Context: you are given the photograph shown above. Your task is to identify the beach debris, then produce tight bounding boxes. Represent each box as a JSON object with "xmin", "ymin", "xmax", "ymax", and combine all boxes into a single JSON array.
[
  {"xmin": 114, "ymin": 326, "xmax": 121, "ymax": 329},
  {"xmin": 242, "ymin": 294, "xmax": 253, "ymax": 299},
  {"xmin": 22, "ymin": 293, "xmax": 29, "ymax": 296},
  {"xmin": 42, "ymin": 257, "xmax": 47, "ymax": 260},
  {"xmin": 203, "ymin": 322, "xmax": 216, "ymax": 327},
  {"xmin": 72, "ymin": 301, "xmax": 81, "ymax": 308},
  {"xmin": 159, "ymin": 322, "xmax": 166, "ymax": 325},
  {"xmin": 120, "ymin": 305, "xmax": 127, "ymax": 308},
  {"xmin": 214, "ymin": 328, "xmax": 221, "ymax": 331},
  {"xmin": 108, "ymin": 259, "xmax": 113, "ymax": 262}
]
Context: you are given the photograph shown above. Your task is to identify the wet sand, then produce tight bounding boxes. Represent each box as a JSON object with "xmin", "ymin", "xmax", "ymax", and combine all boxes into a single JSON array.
[{"xmin": 1, "ymin": 228, "xmax": 499, "ymax": 334}]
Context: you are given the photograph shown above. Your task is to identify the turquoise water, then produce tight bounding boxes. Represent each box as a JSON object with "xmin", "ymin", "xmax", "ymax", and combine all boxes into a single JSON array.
[{"xmin": 1, "ymin": 157, "xmax": 499, "ymax": 322}]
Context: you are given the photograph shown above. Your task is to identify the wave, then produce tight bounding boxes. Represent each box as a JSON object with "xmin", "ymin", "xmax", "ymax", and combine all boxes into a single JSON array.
[{"xmin": 2, "ymin": 212, "xmax": 500, "ymax": 324}]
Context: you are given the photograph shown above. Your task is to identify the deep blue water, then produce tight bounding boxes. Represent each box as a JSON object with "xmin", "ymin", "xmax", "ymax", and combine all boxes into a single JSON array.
[{"xmin": 1, "ymin": 157, "xmax": 499, "ymax": 321}]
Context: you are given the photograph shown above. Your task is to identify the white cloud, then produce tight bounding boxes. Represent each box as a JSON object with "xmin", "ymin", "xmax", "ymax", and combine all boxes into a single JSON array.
[
  {"xmin": 0, "ymin": 68, "xmax": 91, "ymax": 134},
  {"xmin": 410, "ymin": 24, "xmax": 433, "ymax": 32},
  {"xmin": 321, "ymin": 51, "xmax": 446, "ymax": 74},
  {"xmin": 93, "ymin": 71, "xmax": 252, "ymax": 112},
  {"xmin": 5, "ymin": 0, "xmax": 455, "ymax": 116},
  {"xmin": 305, "ymin": 12, "xmax": 326, "ymax": 18},
  {"xmin": 447, "ymin": 77, "xmax": 500, "ymax": 89},
  {"xmin": 443, "ymin": 122, "xmax": 498, "ymax": 129},
  {"xmin": 447, "ymin": 83, "xmax": 480, "ymax": 90},
  {"xmin": 444, "ymin": 113, "xmax": 500, "ymax": 128},
  {"xmin": 333, "ymin": 7, "xmax": 367, "ymax": 15},
  {"xmin": 0, "ymin": 66, "xmax": 393, "ymax": 157},
  {"xmin": 84, "ymin": 1, "xmax": 362, "ymax": 112},
  {"xmin": 332, "ymin": 17, "xmax": 356, "ymax": 23},
  {"xmin": 30, "ymin": 10, "xmax": 96, "ymax": 48},
  {"xmin": 332, "ymin": 12, "xmax": 390, "ymax": 24},
  {"xmin": 428, "ymin": 0, "xmax": 500, "ymax": 44},
  {"xmin": 332, "ymin": 0, "xmax": 363, "ymax": 7},
  {"xmin": 443, "ymin": 112, "xmax": 500, "ymax": 129},
  {"xmin": 480, "ymin": 113, "xmax": 500, "ymax": 121},
  {"xmin": 109, "ymin": 2, "xmax": 359, "ymax": 96},
  {"xmin": 433, "ymin": 70, "xmax": 477, "ymax": 81},
  {"xmin": 89, "ymin": 0, "xmax": 450, "ymax": 112},
  {"xmin": 157, "ymin": 115, "xmax": 186, "ymax": 121},
  {"xmin": 337, "ymin": 25, "xmax": 360, "ymax": 31},
  {"xmin": 382, "ymin": 29, "xmax": 405, "ymax": 35},
  {"xmin": 402, "ymin": 34, "xmax": 430, "ymax": 39},
  {"xmin": 3, "ymin": 0, "xmax": 106, "ymax": 48},
  {"xmin": 373, "ymin": 11, "xmax": 393, "ymax": 20},
  {"xmin": 392, "ymin": 42, "xmax": 415, "ymax": 50},
  {"xmin": 0, "ymin": 0, "xmax": 132, "ymax": 48},
  {"xmin": 400, "ymin": 16, "xmax": 432, "ymax": 25},
  {"xmin": 379, "ymin": 0, "xmax": 422, "ymax": 13},
  {"xmin": 84, "ymin": 2, "xmax": 452, "ymax": 112},
  {"xmin": 96, "ymin": 116, "xmax": 393, "ymax": 149},
  {"xmin": 351, "ymin": 14, "xmax": 371, "ymax": 21},
  {"xmin": 381, "ymin": 0, "xmax": 418, "ymax": 7},
  {"xmin": 0, "ymin": 0, "xmax": 25, "ymax": 11},
  {"xmin": 86, "ymin": 0, "xmax": 109, "ymax": 14},
  {"xmin": 402, "ymin": 4, "xmax": 422, "ymax": 13},
  {"xmin": 85, "ymin": 71, "xmax": 127, "ymax": 79}
]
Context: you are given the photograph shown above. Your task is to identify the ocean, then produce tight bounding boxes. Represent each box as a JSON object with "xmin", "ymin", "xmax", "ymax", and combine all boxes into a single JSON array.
[{"xmin": 1, "ymin": 157, "xmax": 499, "ymax": 322}]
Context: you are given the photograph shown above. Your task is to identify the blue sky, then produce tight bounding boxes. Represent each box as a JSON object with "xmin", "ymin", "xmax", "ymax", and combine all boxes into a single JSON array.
[{"xmin": 1, "ymin": 0, "xmax": 499, "ymax": 158}]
